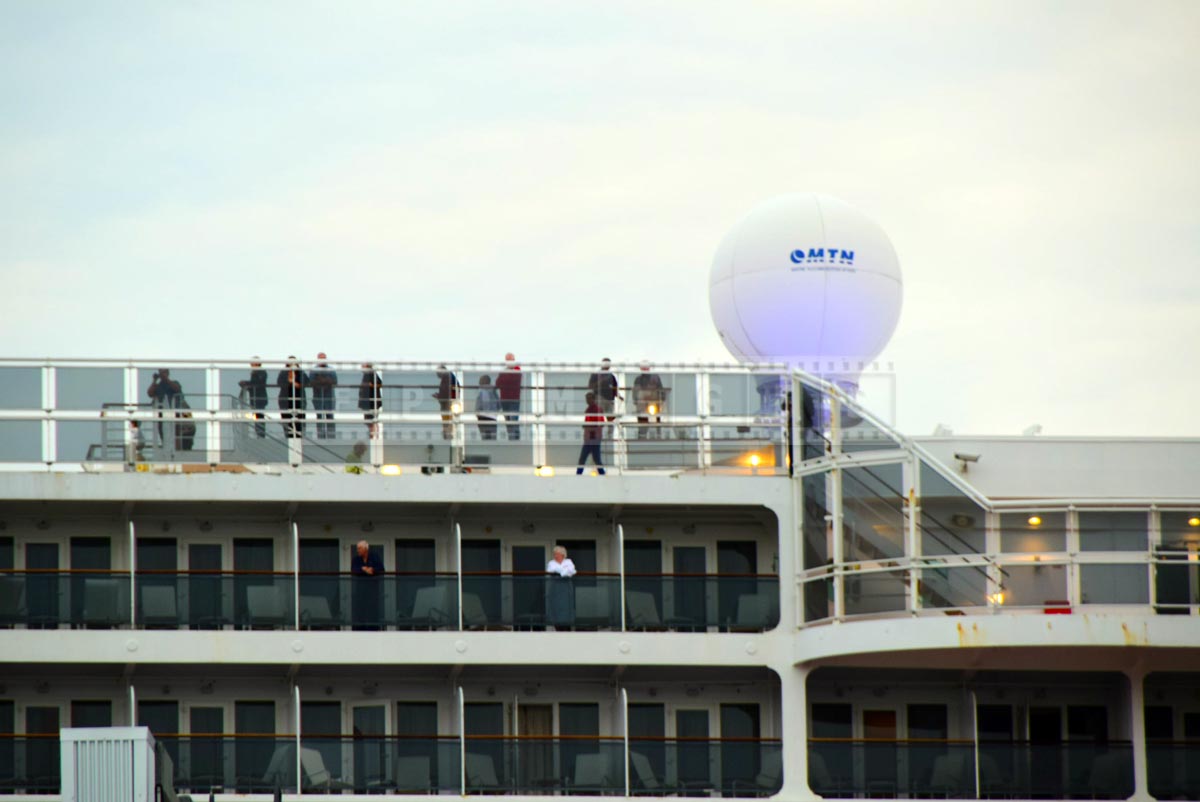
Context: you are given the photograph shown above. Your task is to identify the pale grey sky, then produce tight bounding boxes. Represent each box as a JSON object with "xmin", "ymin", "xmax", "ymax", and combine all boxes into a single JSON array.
[{"xmin": 2, "ymin": 2, "xmax": 1197, "ymax": 437}]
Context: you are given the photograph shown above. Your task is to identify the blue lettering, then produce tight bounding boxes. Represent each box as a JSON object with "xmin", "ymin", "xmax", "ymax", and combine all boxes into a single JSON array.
[
  {"xmin": 808, "ymin": 248, "xmax": 824, "ymax": 261},
  {"xmin": 840, "ymin": 250, "xmax": 854, "ymax": 264},
  {"xmin": 789, "ymin": 250, "xmax": 804, "ymax": 264}
]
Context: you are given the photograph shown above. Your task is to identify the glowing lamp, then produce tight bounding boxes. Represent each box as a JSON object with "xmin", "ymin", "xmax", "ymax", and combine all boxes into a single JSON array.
[
  {"xmin": 1027, "ymin": 516, "xmax": 1042, "ymax": 527},
  {"xmin": 380, "ymin": 465, "xmax": 402, "ymax": 476},
  {"xmin": 535, "ymin": 466, "xmax": 555, "ymax": 478},
  {"xmin": 1189, "ymin": 517, "xmax": 1200, "ymax": 527},
  {"xmin": 749, "ymin": 454, "xmax": 762, "ymax": 468},
  {"xmin": 648, "ymin": 405, "xmax": 658, "ymax": 415},
  {"xmin": 451, "ymin": 402, "xmax": 462, "ymax": 414},
  {"xmin": 988, "ymin": 590, "xmax": 1005, "ymax": 605}
]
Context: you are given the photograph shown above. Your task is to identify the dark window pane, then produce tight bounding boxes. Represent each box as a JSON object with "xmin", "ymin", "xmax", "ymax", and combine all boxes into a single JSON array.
[
  {"xmin": 1000, "ymin": 513, "xmax": 1066, "ymax": 552},
  {"xmin": 977, "ymin": 705, "xmax": 1013, "ymax": 740},
  {"xmin": 559, "ymin": 703, "xmax": 599, "ymax": 736},
  {"xmin": 920, "ymin": 461, "xmax": 986, "ymax": 555},
  {"xmin": 1081, "ymin": 564, "xmax": 1148, "ymax": 604},
  {"xmin": 1079, "ymin": 511, "xmax": 1147, "ymax": 551},
  {"xmin": 811, "ymin": 704, "xmax": 852, "ymax": 739},
  {"xmin": 908, "ymin": 704, "xmax": 948, "ymax": 739},
  {"xmin": 72, "ymin": 701, "xmax": 112, "ymax": 728}
]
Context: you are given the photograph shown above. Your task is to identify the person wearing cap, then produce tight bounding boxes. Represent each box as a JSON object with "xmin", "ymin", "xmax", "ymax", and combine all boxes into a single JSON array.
[
  {"xmin": 587, "ymin": 358, "xmax": 623, "ymax": 436},
  {"xmin": 310, "ymin": 352, "xmax": 338, "ymax": 439},
  {"xmin": 358, "ymin": 363, "xmax": 383, "ymax": 438},
  {"xmin": 495, "ymin": 353, "xmax": 522, "ymax": 440},
  {"xmin": 276, "ymin": 356, "xmax": 309, "ymax": 438},
  {"xmin": 633, "ymin": 361, "xmax": 666, "ymax": 440},
  {"xmin": 238, "ymin": 358, "xmax": 269, "ymax": 438}
]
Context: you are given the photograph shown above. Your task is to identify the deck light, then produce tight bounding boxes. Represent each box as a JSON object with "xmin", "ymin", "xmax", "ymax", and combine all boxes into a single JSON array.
[
  {"xmin": 1027, "ymin": 515, "xmax": 1042, "ymax": 527},
  {"xmin": 451, "ymin": 402, "xmax": 462, "ymax": 414},
  {"xmin": 1189, "ymin": 517, "xmax": 1200, "ymax": 527},
  {"xmin": 648, "ymin": 404, "xmax": 658, "ymax": 415},
  {"xmin": 749, "ymin": 454, "xmax": 762, "ymax": 468},
  {"xmin": 380, "ymin": 464, "xmax": 402, "ymax": 476},
  {"xmin": 535, "ymin": 466, "xmax": 555, "ymax": 477},
  {"xmin": 989, "ymin": 590, "xmax": 1006, "ymax": 605}
]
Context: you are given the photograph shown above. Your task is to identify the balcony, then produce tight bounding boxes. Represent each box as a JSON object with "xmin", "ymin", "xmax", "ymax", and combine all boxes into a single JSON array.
[
  {"xmin": 0, "ymin": 735, "xmax": 60, "ymax": 794},
  {"xmin": 809, "ymin": 740, "xmax": 1134, "ymax": 800},
  {"xmin": 0, "ymin": 570, "xmax": 779, "ymax": 633}
]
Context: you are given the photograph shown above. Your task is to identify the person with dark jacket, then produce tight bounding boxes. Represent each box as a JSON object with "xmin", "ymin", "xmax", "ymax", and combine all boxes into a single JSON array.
[
  {"xmin": 587, "ymin": 358, "xmax": 622, "ymax": 421},
  {"xmin": 239, "ymin": 357, "xmax": 269, "ymax": 438},
  {"xmin": 351, "ymin": 539, "xmax": 384, "ymax": 631},
  {"xmin": 576, "ymin": 392, "xmax": 607, "ymax": 475},
  {"xmin": 146, "ymin": 368, "xmax": 183, "ymax": 446},
  {"xmin": 276, "ymin": 356, "xmax": 309, "ymax": 438},
  {"xmin": 495, "ymin": 353, "xmax": 522, "ymax": 440},
  {"xmin": 434, "ymin": 365, "xmax": 458, "ymax": 439},
  {"xmin": 310, "ymin": 352, "xmax": 338, "ymax": 439},
  {"xmin": 632, "ymin": 361, "xmax": 666, "ymax": 439},
  {"xmin": 358, "ymin": 363, "xmax": 382, "ymax": 437}
]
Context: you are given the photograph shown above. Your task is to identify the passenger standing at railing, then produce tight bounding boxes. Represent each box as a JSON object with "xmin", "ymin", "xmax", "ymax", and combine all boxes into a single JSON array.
[
  {"xmin": 310, "ymin": 352, "xmax": 338, "ymax": 439},
  {"xmin": 276, "ymin": 357, "xmax": 309, "ymax": 438},
  {"xmin": 546, "ymin": 545, "xmax": 577, "ymax": 630},
  {"xmin": 358, "ymin": 363, "xmax": 382, "ymax": 438},
  {"xmin": 633, "ymin": 361, "xmax": 666, "ymax": 440},
  {"xmin": 351, "ymin": 539, "xmax": 384, "ymax": 630},
  {"xmin": 588, "ymin": 358, "xmax": 623, "ymax": 438},
  {"xmin": 495, "ymin": 353, "xmax": 522, "ymax": 440},
  {"xmin": 434, "ymin": 365, "xmax": 458, "ymax": 439},
  {"xmin": 475, "ymin": 375, "xmax": 500, "ymax": 440},
  {"xmin": 238, "ymin": 357, "xmax": 268, "ymax": 438},
  {"xmin": 146, "ymin": 368, "xmax": 182, "ymax": 445},
  {"xmin": 576, "ymin": 392, "xmax": 607, "ymax": 475}
]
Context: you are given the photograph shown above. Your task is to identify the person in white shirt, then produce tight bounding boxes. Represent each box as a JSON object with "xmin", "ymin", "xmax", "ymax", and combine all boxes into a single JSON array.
[{"xmin": 546, "ymin": 545, "xmax": 577, "ymax": 629}]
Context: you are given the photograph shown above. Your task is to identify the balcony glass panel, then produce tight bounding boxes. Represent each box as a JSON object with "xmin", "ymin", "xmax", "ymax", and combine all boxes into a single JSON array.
[
  {"xmin": 163, "ymin": 736, "xmax": 298, "ymax": 793},
  {"xmin": 623, "ymin": 575, "xmax": 779, "ymax": 632},
  {"xmin": 0, "ymin": 571, "xmax": 130, "ymax": 628},
  {"xmin": 294, "ymin": 735, "xmax": 461, "ymax": 793},
  {"xmin": 57, "ymin": 420, "xmax": 111, "ymax": 463},
  {"xmin": 0, "ymin": 422, "xmax": 41, "ymax": 462},
  {"xmin": 1079, "ymin": 511, "xmax": 1148, "ymax": 551},
  {"xmin": 459, "ymin": 372, "xmax": 535, "ymax": 466},
  {"xmin": 802, "ymin": 573, "xmax": 834, "ymax": 624},
  {"xmin": 919, "ymin": 564, "xmax": 988, "ymax": 609},
  {"xmin": 55, "ymin": 367, "xmax": 122, "ymax": 410},
  {"xmin": 220, "ymin": 419, "xmax": 291, "ymax": 464},
  {"xmin": 545, "ymin": 424, "xmax": 617, "ymax": 474},
  {"xmin": 809, "ymin": 741, "xmax": 1132, "ymax": 800},
  {"xmin": 797, "ymin": 380, "xmax": 830, "ymax": 461},
  {"xmin": 464, "ymin": 737, "xmax": 625, "ymax": 795},
  {"xmin": 628, "ymin": 738, "xmax": 780, "ymax": 797},
  {"xmin": 0, "ymin": 735, "xmax": 60, "ymax": 793},
  {"xmin": 836, "ymin": 408, "xmax": 902, "ymax": 455},
  {"xmin": 1080, "ymin": 564, "xmax": 1149, "ymax": 604},
  {"xmin": 709, "ymin": 373, "xmax": 786, "ymax": 417},
  {"xmin": 999, "ymin": 512, "xmax": 1066, "ymax": 553},
  {"xmin": 919, "ymin": 461, "xmax": 986, "ymax": 556},
  {"xmin": 1160, "ymin": 511, "xmax": 1200, "ymax": 550},
  {"xmin": 1001, "ymin": 563, "xmax": 1067, "ymax": 609},
  {"xmin": 843, "ymin": 464, "xmax": 906, "ymax": 562},
  {"xmin": 1146, "ymin": 740, "xmax": 1200, "ymax": 799},
  {"xmin": 381, "ymin": 369, "xmax": 444, "ymax": 414},
  {"xmin": 844, "ymin": 570, "xmax": 907, "ymax": 617},
  {"xmin": 0, "ymin": 367, "xmax": 40, "ymax": 409}
]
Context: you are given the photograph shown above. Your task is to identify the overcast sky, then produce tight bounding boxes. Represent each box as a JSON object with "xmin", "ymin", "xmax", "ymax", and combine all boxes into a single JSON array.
[{"xmin": 2, "ymin": 2, "xmax": 1197, "ymax": 437}]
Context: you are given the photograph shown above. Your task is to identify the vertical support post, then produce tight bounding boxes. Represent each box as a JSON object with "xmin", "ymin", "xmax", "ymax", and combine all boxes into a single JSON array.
[
  {"xmin": 455, "ymin": 522, "xmax": 464, "ymax": 631},
  {"xmin": 1127, "ymin": 666, "xmax": 1151, "ymax": 802},
  {"xmin": 971, "ymin": 690, "xmax": 981, "ymax": 799},
  {"xmin": 292, "ymin": 521, "xmax": 300, "ymax": 631},
  {"xmin": 206, "ymin": 365, "xmax": 221, "ymax": 464},
  {"xmin": 129, "ymin": 519, "xmax": 137, "ymax": 628},
  {"xmin": 532, "ymin": 369, "xmax": 546, "ymax": 470},
  {"xmin": 128, "ymin": 681, "xmax": 137, "ymax": 730},
  {"xmin": 43, "ymin": 364, "xmax": 56, "ymax": 466},
  {"xmin": 458, "ymin": 686, "xmax": 467, "ymax": 796},
  {"xmin": 294, "ymin": 683, "xmax": 302, "ymax": 793},
  {"xmin": 780, "ymin": 665, "xmax": 809, "ymax": 799},
  {"xmin": 830, "ymin": 469, "xmax": 845, "ymax": 621},
  {"xmin": 1067, "ymin": 506, "xmax": 1081, "ymax": 607},
  {"xmin": 617, "ymin": 524, "xmax": 626, "ymax": 632},
  {"xmin": 621, "ymin": 687, "xmax": 630, "ymax": 797},
  {"xmin": 907, "ymin": 457, "xmax": 920, "ymax": 615},
  {"xmin": 697, "ymin": 371, "xmax": 710, "ymax": 470}
]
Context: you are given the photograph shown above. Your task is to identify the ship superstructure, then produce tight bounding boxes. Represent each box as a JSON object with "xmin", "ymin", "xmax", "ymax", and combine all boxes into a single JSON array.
[{"xmin": 0, "ymin": 358, "xmax": 1196, "ymax": 801}]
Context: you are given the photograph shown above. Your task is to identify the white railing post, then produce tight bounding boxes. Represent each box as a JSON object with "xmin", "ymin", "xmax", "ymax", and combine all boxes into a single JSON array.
[{"xmin": 292, "ymin": 521, "xmax": 300, "ymax": 631}]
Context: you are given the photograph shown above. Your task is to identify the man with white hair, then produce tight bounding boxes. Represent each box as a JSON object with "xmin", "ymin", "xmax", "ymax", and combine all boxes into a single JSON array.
[
  {"xmin": 351, "ymin": 539, "xmax": 384, "ymax": 630},
  {"xmin": 545, "ymin": 545, "xmax": 577, "ymax": 629}
]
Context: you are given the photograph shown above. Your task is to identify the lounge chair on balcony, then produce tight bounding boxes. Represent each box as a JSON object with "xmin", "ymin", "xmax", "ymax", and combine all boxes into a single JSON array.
[
  {"xmin": 398, "ymin": 585, "xmax": 453, "ymax": 630},
  {"xmin": 461, "ymin": 593, "xmax": 490, "ymax": 630},
  {"xmin": 571, "ymin": 753, "xmax": 615, "ymax": 795},
  {"xmin": 0, "ymin": 575, "xmax": 26, "ymax": 626},
  {"xmin": 257, "ymin": 743, "xmax": 296, "ymax": 790},
  {"xmin": 246, "ymin": 585, "xmax": 288, "ymax": 629},
  {"xmin": 390, "ymin": 755, "xmax": 433, "ymax": 793},
  {"xmin": 730, "ymin": 749, "xmax": 782, "ymax": 797},
  {"xmin": 139, "ymin": 584, "xmax": 178, "ymax": 629},
  {"xmin": 465, "ymin": 752, "xmax": 504, "ymax": 793},
  {"xmin": 81, "ymin": 577, "xmax": 124, "ymax": 628},
  {"xmin": 624, "ymin": 591, "xmax": 665, "ymax": 630},
  {"xmin": 730, "ymin": 593, "xmax": 772, "ymax": 631},
  {"xmin": 299, "ymin": 595, "xmax": 338, "ymax": 630},
  {"xmin": 300, "ymin": 745, "xmax": 352, "ymax": 790},
  {"xmin": 629, "ymin": 751, "xmax": 664, "ymax": 796}
]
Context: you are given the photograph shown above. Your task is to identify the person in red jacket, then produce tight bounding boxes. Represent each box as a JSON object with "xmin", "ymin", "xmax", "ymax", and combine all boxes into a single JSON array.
[
  {"xmin": 576, "ymin": 392, "xmax": 607, "ymax": 475},
  {"xmin": 494, "ymin": 352, "xmax": 522, "ymax": 440}
]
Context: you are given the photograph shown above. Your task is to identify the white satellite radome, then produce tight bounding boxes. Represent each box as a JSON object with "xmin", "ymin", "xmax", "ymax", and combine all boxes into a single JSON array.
[{"xmin": 708, "ymin": 193, "xmax": 902, "ymax": 389}]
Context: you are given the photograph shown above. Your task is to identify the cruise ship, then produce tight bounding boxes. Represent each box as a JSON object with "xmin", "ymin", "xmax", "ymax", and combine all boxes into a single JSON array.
[{"xmin": 0, "ymin": 357, "xmax": 1197, "ymax": 801}]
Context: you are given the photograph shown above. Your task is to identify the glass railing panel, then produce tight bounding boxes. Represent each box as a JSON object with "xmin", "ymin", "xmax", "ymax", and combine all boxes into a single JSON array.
[
  {"xmin": 628, "ymin": 739, "xmax": 779, "ymax": 797},
  {"xmin": 999, "ymin": 512, "xmax": 1067, "ymax": 553},
  {"xmin": 919, "ymin": 461, "xmax": 987, "ymax": 556},
  {"xmin": 0, "ymin": 422, "xmax": 41, "ymax": 462},
  {"xmin": 709, "ymin": 372, "xmax": 787, "ymax": 417},
  {"xmin": 918, "ymin": 564, "xmax": 989, "ymax": 609},
  {"xmin": 1154, "ymin": 550, "xmax": 1200, "ymax": 614},
  {"xmin": 380, "ymin": 422, "xmax": 456, "ymax": 467},
  {"xmin": 843, "ymin": 464, "xmax": 906, "ymax": 561},
  {"xmin": 977, "ymin": 741, "xmax": 1133, "ymax": 800},
  {"xmin": 623, "ymin": 575, "xmax": 779, "ymax": 632},
  {"xmin": 1000, "ymin": 563, "xmax": 1068, "ymax": 609},
  {"xmin": 809, "ymin": 741, "xmax": 975, "ymax": 799},
  {"xmin": 0, "ymin": 367, "xmax": 40, "ymax": 409},
  {"xmin": 165, "ymin": 736, "xmax": 298, "ymax": 793},
  {"xmin": 802, "ymin": 572, "xmax": 834, "ymax": 624},
  {"xmin": 137, "ymin": 573, "xmax": 293, "ymax": 630},
  {"xmin": 462, "ymin": 423, "xmax": 535, "ymax": 468},
  {"xmin": 0, "ymin": 735, "xmax": 61, "ymax": 793},
  {"xmin": 55, "ymin": 367, "xmax": 123, "ymax": 411},
  {"xmin": 625, "ymin": 424, "xmax": 703, "ymax": 470},
  {"xmin": 463, "ymin": 738, "xmax": 625, "ymax": 795},
  {"xmin": 1080, "ymin": 563, "xmax": 1149, "ymax": 604},
  {"xmin": 709, "ymin": 425, "xmax": 786, "ymax": 472},
  {"xmin": 545, "ymin": 424, "xmax": 617, "ymax": 475},
  {"xmin": 796, "ymin": 380, "xmax": 830, "ymax": 462},
  {"xmin": 543, "ymin": 371, "xmax": 596, "ymax": 417},
  {"xmin": 1079, "ymin": 510, "xmax": 1149, "ymax": 552},
  {"xmin": 382, "ymin": 369, "xmax": 447, "ymax": 414},
  {"xmin": 220, "ymin": 419, "xmax": 292, "ymax": 464},
  {"xmin": 1147, "ymin": 740, "xmax": 1200, "ymax": 800},
  {"xmin": 297, "ymin": 736, "xmax": 460, "ymax": 793},
  {"xmin": 844, "ymin": 569, "xmax": 908, "ymax": 617},
  {"xmin": 0, "ymin": 571, "xmax": 131, "ymax": 628},
  {"xmin": 460, "ymin": 574, "xmax": 622, "ymax": 630}
]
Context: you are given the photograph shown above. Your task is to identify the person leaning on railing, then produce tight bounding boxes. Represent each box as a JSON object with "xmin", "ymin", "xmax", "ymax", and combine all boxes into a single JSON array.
[
  {"xmin": 546, "ymin": 545, "xmax": 577, "ymax": 630},
  {"xmin": 146, "ymin": 368, "xmax": 183, "ymax": 445},
  {"xmin": 276, "ymin": 357, "xmax": 309, "ymax": 438},
  {"xmin": 238, "ymin": 357, "xmax": 268, "ymax": 438},
  {"xmin": 357, "ymin": 363, "xmax": 382, "ymax": 437}
]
